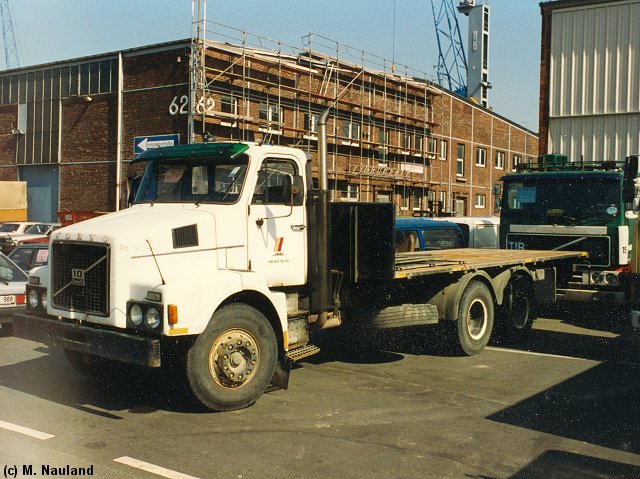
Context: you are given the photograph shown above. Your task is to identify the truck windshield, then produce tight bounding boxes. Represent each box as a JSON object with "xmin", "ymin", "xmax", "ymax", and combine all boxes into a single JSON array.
[
  {"xmin": 502, "ymin": 177, "xmax": 621, "ymax": 226},
  {"xmin": 133, "ymin": 156, "xmax": 249, "ymax": 204}
]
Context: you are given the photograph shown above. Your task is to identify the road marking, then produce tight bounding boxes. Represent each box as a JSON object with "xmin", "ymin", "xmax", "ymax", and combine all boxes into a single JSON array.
[
  {"xmin": 0, "ymin": 420, "xmax": 54, "ymax": 440},
  {"xmin": 485, "ymin": 346, "xmax": 591, "ymax": 362},
  {"xmin": 114, "ymin": 456, "xmax": 201, "ymax": 479}
]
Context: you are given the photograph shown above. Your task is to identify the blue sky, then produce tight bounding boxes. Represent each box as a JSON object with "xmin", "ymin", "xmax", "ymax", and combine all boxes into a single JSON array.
[{"xmin": 7, "ymin": 0, "xmax": 542, "ymax": 130}]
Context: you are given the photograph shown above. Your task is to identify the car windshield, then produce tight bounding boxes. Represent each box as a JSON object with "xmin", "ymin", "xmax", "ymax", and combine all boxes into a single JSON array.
[
  {"xmin": 0, "ymin": 253, "xmax": 28, "ymax": 282},
  {"xmin": 502, "ymin": 177, "xmax": 620, "ymax": 226},
  {"xmin": 0, "ymin": 223, "xmax": 19, "ymax": 232},
  {"xmin": 134, "ymin": 156, "xmax": 249, "ymax": 204},
  {"xmin": 25, "ymin": 224, "xmax": 46, "ymax": 234}
]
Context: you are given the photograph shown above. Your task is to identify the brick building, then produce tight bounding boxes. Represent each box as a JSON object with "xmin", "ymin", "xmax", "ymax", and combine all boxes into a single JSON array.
[{"xmin": 0, "ymin": 34, "xmax": 537, "ymax": 222}]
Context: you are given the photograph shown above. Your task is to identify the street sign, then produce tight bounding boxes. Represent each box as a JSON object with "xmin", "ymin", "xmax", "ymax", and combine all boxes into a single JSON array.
[{"xmin": 134, "ymin": 134, "xmax": 180, "ymax": 154}]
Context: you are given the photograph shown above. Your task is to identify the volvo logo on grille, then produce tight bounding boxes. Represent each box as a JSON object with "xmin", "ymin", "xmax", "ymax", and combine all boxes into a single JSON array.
[{"xmin": 72, "ymin": 268, "xmax": 85, "ymax": 286}]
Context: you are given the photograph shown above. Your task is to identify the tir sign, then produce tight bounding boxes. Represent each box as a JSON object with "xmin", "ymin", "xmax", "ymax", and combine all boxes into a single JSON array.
[{"xmin": 72, "ymin": 269, "xmax": 85, "ymax": 287}]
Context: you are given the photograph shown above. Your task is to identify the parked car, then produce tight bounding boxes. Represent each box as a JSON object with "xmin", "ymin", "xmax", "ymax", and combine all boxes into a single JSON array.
[
  {"xmin": 395, "ymin": 217, "xmax": 464, "ymax": 252},
  {"xmin": 0, "ymin": 222, "xmax": 60, "ymax": 254},
  {"xmin": 433, "ymin": 216, "xmax": 500, "ymax": 248},
  {"xmin": 0, "ymin": 252, "xmax": 28, "ymax": 329},
  {"xmin": 0, "ymin": 221, "xmax": 37, "ymax": 236},
  {"xmin": 7, "ymin": 243, "xmax": 49, "ymax": 273}
]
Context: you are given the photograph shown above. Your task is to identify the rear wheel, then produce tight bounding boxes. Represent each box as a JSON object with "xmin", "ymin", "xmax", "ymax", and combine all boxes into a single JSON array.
[
  {"xmin": 497, "ymin": 276, "xmax": 535, "ymax": 343},
  {"xmin": 455, "ymin": 281, "xmax": 494, "ymax": 355},
  {"xmin": 186, "ymin": 303, "xmax": 277, "ymax": 411}
]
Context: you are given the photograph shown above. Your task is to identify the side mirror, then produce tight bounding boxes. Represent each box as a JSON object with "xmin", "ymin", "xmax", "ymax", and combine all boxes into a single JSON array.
[
  {"xmin": 623, "ymin": 155, "xmax": 639, "ymax": 204},
  {"xmin": 283, "ymin": 175, "xmax": 304, "ymax": 207}
]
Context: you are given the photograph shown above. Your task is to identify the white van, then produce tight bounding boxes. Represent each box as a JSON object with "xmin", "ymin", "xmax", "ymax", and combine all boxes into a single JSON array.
[{"xmin": 433, "ymin": 216, "xmax": 500, "ymax": 248}]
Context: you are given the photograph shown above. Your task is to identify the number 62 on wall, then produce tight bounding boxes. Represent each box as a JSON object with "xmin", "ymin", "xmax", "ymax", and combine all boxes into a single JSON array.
[{"xmin": 169, "ymin": 95, "xmax": 215, "ymax": 115}]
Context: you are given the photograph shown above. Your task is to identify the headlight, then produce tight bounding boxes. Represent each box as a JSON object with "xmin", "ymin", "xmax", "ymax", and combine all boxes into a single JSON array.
[
  {"xmin": 129, "ymin": 304, "xmax": 144, "ymax": 326},
  {"xmin": 605, "ymin": 273, "xmax": 618, "ymax": 286},
  {"xmin": 591, "ymin": 272, "xmax": 604, "ymax": 284},
  {"xmin": 40, "ymin": 290, "xmax": 47, "ymax": 309},
  {"xmin": 28, "ymin": 289, "xmax": 39, "ymax": 309},
  {"xmin": 144, "ymin": 307, "xmax": 161, "ymax": 330}
]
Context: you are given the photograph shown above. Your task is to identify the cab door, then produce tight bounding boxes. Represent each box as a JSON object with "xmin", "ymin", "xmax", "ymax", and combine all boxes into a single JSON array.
[{"xmin": 247, "ymin": 157, "xmax": 307, "ymax": 286}]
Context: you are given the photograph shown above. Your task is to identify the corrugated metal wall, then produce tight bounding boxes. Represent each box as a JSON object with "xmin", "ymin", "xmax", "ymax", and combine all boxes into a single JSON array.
[{"xmin": 548, "ymin": 0, "xmax": 640, "ymax": 161}]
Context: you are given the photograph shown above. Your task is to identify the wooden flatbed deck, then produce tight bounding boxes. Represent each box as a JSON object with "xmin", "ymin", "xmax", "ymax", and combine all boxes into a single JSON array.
[{"xmin": 393, "ymin": 249, "xmax": 586, "ymax": 279}]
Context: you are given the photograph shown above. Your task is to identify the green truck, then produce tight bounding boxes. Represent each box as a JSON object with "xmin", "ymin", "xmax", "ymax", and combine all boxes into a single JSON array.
[{"xmin": 498, "ymin": 154, "xmax": 640, "ymax": 308}]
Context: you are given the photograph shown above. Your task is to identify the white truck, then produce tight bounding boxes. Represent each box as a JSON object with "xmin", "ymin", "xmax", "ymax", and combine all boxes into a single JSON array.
[{"xmin": 13, "ymin": 111, "xmax": 583, "ymax": 411}]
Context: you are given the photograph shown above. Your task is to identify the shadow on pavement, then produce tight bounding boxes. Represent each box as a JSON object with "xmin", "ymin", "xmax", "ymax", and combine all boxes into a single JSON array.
[
  {"xmin": 488, "ymin": 361, "xmax": 640, "ymax": 454},
  {"xmin": 0, "ymin": 345, "xmax": 205, "ymax": 415},
  {"xmin": 471, "ymin": 450, "xmax": 640, "ymax": 479}
]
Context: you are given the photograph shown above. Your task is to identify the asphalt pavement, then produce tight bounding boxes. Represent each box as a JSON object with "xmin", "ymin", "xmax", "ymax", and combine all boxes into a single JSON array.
[{"xmin": 1, "ymin": 313, "xmax": 639, "ymax": 479}]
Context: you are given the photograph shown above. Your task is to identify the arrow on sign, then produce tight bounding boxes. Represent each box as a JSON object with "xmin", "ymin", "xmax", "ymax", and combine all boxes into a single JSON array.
[{"xmin": 138, "ymin": 137, "xmax": 176, "ymax": 151}]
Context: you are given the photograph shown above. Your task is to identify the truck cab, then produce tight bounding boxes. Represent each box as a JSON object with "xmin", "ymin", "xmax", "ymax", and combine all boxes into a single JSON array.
[{"xmin": 499, "ymin": 154, "xmax": 639, "ymax": 305}]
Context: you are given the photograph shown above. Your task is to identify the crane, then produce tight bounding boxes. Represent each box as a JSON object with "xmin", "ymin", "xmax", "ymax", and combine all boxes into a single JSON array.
[
  {"xmin": 0, "ymin": 0, "xmax": 19, "ymax": 69},
  {"xmin": 430, "ymin": 0, "xmax": 467, "ymax": 97}
]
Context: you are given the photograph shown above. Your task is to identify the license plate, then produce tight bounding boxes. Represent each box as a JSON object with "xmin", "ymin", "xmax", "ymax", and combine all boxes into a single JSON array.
[{"xmin": 0, "ymin": 295, "xmax": 16, "ymax": 305}]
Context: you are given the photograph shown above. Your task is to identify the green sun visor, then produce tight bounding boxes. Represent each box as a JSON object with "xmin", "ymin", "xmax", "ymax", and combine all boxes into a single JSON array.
[{"xmin": 133, "ymin": 143, "xmax": 250, "ymax": 163}]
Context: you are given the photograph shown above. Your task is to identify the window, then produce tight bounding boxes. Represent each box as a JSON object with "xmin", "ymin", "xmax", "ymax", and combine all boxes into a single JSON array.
[
  {"xmin": 475, "ymin": 147, "xmax": 487, "ymax": 167},
  {"xmin": 440, "ymin": 140, "xmax": 448, "ymax": 161},
  {"xmin": 427, "ymin": 138, "xmax": 438, "ymax": 154},
  {"xmin": 252, "ymin": 159, "xmax": 296, "ymax": 205},
  {"xmin": 415, "ymin": 134, "xmax": 423, "ymax": 153},
  {"xmin": 456, "ymin": 144, "xmax": 465, "ymax": 176},
  {"xmin": 221, "ymin": 95, "xmax": 237, "ymax": 115},
  {"xmin": 342, "ymin": 120, "xmax": 360, "ymax": 141},
  {"xmin": 495, "ymin": 151, "xmax": 505, "ymax": 170},
  {"xmin": 512, "ymin": 154, "xmax": 523, "ymax": 171},
  {"xmin": 401, "ymin": 132, "xmax": 412, "ymax": 151},
  {"xmin": 475, "ymin": 194, "xmax": 486, "ymax": 209},
  {"xmin": 378, "ymin": 127, "xmax": 390, "ymax": 146},
  {"xmin": 340, "ymin": 183, "xmax": 359, "ymax": 201},
  {"xmin": 304, "ymin": 113, "xmax": 319, "ymax": 134},
  {"xmin": 412, "ymin": 189, "xmax": 422, "ymax": 210},
  {"xmin": 259, "ymin": 103, "xmax": 281, "ymax": 124},
  {"xmin": 438, "ymin": 191, "xmax": 447, "ymax": 212}
]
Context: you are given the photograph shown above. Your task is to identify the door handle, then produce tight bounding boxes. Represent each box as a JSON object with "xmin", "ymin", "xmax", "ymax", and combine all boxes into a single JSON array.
[{"xmin": 291, "ymin": 224, "xmax": 307, "ymax": 231}]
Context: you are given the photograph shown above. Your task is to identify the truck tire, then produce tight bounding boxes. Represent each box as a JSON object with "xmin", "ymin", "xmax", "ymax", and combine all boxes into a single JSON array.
[
  {"xmin": 496, "ymin": 276, "xmax": 535, "ymax": 344},
  {"xmin": 186, "ymin": 303, "xmax": 277, "ymax": 412},
  {"xmin": 455, "ymin": 281, "xmax": 494, "ymax": 355}
]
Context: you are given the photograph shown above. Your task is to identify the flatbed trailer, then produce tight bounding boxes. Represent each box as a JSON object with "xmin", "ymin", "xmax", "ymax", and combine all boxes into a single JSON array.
[{"xmin": 393, "ymin": 249, "xmax": 586, "ymax": 278}]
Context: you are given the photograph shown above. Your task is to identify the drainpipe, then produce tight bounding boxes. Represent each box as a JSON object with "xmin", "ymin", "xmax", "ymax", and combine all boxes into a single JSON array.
[
  {"xmin": 316, "ymin": 108, "xmax": 332, "ymax": 328},
  {"xmin": 115, "ymin": 52, "xmax": 124, "ymax": 211}
]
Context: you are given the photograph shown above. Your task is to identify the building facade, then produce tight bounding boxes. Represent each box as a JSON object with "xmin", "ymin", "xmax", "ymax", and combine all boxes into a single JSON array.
[
  {"xmin": 540, "ymin": 0, "xmax": 640, "ymax": 162},
  {"xmin": 0, "ymin": 34, "xmax": 536, "ymax": 222}
]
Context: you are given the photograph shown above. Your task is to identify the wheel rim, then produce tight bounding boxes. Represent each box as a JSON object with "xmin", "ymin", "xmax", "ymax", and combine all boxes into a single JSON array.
[
  {"xmin": 466, "ymin": 298, "xmax": 488, "ymax": 340},
  {"xmin": 208, "ymin": 329, "xmax": 259, "ymax": 389}
]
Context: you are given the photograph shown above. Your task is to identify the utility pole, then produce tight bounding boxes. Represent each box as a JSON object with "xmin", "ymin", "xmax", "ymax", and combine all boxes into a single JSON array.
[{"xmin": 0, "ymin": 0, "xmax": 20, "ymax": 69}]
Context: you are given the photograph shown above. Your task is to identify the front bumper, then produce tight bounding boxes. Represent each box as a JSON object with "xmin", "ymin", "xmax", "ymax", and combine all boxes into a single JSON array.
[
  {"xmin": 13, "ymin": 312, "xmax": 161, "ymax": 368},
  {"xmin": 556, "ymin": 288, "xmax": 627, "ymax": 305}
]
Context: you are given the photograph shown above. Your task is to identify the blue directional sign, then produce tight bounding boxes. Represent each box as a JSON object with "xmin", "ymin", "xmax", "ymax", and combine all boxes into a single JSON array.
[{"xmin": 134, "ymin": 134, "xmax": 180, "ymax": 154}]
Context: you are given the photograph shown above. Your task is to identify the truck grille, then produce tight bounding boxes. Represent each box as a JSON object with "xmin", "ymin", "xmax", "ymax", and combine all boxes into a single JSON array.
[
  {"xmin": 51, "ymin": 242, "xmax": 110, "ymax": 316},
  {"xmin": 506, "ymin": 234, "xmax": 610, "ymax": 266}
]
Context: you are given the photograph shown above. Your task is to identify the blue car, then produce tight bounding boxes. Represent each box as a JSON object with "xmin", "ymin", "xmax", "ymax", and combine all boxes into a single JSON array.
[{"xmin": 395, "ymin": 217, "xmax": 464, "ymax": 253}]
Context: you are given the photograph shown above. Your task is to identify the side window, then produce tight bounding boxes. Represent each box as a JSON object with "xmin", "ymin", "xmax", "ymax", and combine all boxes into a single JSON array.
[
  {"xmin": 252, "ymin": 159, "xmax": 297, "ymax": 205},
  {"xmin": 395, "ymin": 230, "xmax": 419, "ymax": 253}
]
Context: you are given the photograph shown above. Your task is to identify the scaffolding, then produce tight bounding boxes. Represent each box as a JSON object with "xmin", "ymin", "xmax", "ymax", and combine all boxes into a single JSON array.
[{"xmin": 189, "ymin": 3, "xmax": 446, "ymax": 211}]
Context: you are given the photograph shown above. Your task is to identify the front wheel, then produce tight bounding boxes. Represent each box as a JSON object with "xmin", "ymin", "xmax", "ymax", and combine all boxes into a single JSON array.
[
  {"xmin": 186, "ymin": 303, "xmax": 277, "ymax": 412},
  {"xmin": 454, "ymin": 281, "xmax": 494, "ymax": 356}
]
